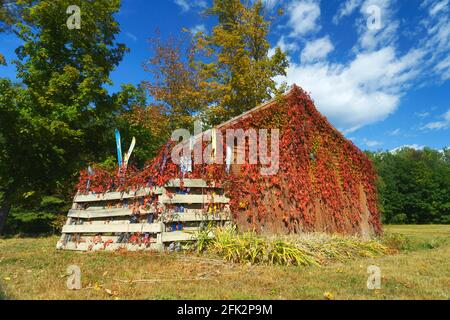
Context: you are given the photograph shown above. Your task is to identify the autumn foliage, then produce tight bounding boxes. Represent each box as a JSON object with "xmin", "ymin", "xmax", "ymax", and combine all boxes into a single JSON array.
[{"xmin": 77, "ymin": 86, "xmax": 381, "ymax": 237}]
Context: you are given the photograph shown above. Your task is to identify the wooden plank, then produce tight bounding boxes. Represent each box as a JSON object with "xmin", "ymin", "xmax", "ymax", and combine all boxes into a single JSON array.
[
  {"xmin": 161, "ymin": 211, "xmax": 231, "ymax": 222},
  {"xmin": 73, "ymin": 187, "xmax": 164, "ymax": 203},
  {"xmin": 73, "ymin": 179, "xmax": 227, "ymax": 203},
  {"xmin": 163, "ymin": 226, "xmax": 200, "ymax": 232},
  {"xmin": 59, "ymin": 234, "xmax": 159, "ymax": 243},
  {"xmin": 67, "ymin": 209, "xmax": 230, "ymax": 221},
  {"xmin": 81, "ymin": 235, "xmax": 120, "ymax": 242},
  {"xmin": 67, "ymin": 208, "xmax": 158, "ymax": 219},
  {"xmin": 68, "ymin": 208, "xmax": 133, "ymax": 218},
  {"xmin": 78, "ymin": 219, "xmax": 129, "ymax": 225},
  {"xmin": 161, "ymin": 231, "xmax": 197, "ymax": 242},
  {"xmin": 165, "ymin": 179, "xmax": 219, "ymax": 188},
  {"xmin": 62, "ymin": 223, "xmax": 163, "ymax": 234},
  {"xmin": 160, "ymin": 231, "xmax": 214, "ymax": 242},
  {"xmin": 159, "ymin": 194, "xmax": 229, "ymax": 204},
  {"xmin": 56, "ymin": 241, "xmax": 163, "ymax": 252}
]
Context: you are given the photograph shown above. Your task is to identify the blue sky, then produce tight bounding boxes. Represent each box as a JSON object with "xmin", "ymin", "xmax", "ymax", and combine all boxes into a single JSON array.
[{"xmin": 0, "ymin": 0, "xmax": 449, "ymax": 152}]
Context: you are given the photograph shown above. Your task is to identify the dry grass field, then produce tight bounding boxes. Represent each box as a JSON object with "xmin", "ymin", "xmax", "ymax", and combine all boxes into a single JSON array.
[{"xmin": 0, "ymin": 225, "xmax": 449, "ymax": 300}]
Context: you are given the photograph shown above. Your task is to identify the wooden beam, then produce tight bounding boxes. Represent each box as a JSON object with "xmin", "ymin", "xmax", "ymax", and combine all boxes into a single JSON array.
[
  {"xmin": 73, "ymin": 179, "xmax": 226, "ymax": 203},
  {"xmin": 161, "ymin": 211, "xmax": 231, "ymax": 222},
  {"xmin": 165, "ymin": 179, "xmax": 219, "ymax": 188},
  {"xmin": 160, "ymin": 231, "xmax": 215, "ymax": 242},
  {"xmin": 56, "ymin": 241, "xmax": 163, "ymax": 252},
  {"xmin": 68, "ymin": 208, "xmax": 133, "ymax": 218},
  {"xmin": 67, "ymin": 208, "xmax": 158, "ymax": 219},
  {"xmin": 73, "ymin": 187, "xmax": 164, "ymax": 203},
  {"xmin": 62, "ymin": 223, "xmax": 163, "ymax": 234},
  {"xmin": 159, "ymin": 194, "xmax": 229, "ymax": 204},
  {"xmin": 68, "ymin": 208, "xmax": 230, "ymax": 221},
  {"xmin": 161, "ymin": 231, "xmax": 197, "ymax": 242}
]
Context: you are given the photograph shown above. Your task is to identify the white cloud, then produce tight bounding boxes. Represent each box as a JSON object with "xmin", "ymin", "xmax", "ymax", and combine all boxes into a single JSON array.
[
  {"xmin": 260, "ymin": 0, "xmax": 282, "ymax": 10},
  {"xmin": 415, "ymin": 111, "xmax": 430, "ymax": 118},
  {"xmin": 190, "ymin": 24, "xmax": 206, "ymax": 34},
  {"xmin": 422, "ymin": 109, "xmax": 450, "ymax": 130},
  {"xmin": 287, "ymin": 0, "xmax": 321, "ymax": 36},
  {"xmin": 269, "ymin": 36, "xmax": 300, "ymax": 57},
  {"xmin": 388, "ymin": 128, "xmax": 401, "ymax": 136},
  {"xmin": 174, "ymin": 0, "xmax": 189, "ymax": 11},
  {"xmin": 272, "ymin": 0, "xmax": 450, "ymax": 133},
  {"xmin": 333, "ymin": 0, "xmax": 363, "ymax": 24},
  {"xmin": 125, "ymin": 32, "xmax": 137, "ymax": 42},
  {"xmin": 301, "ymin": 36, "xmax": 334, "ymax": 63},
  {"xmin": 174, "ymin": 0, "xmax": 207, "ymax": 12},
  {"xmin": 429, "ymin": 0, "xmax": 449, "ymax": 16},
  {"xmin": 434, "ymin": 52, "xmax": 450, "ymax": 80},
  {"xmin": 355, "ymin": 0, "xmax": 399, "ymax": 52},
  {"xmin": 423, "ymin": 121, "xmax": 448, "ymax": 130},
  {"xmin": 390, "ymin": 145, "xmax": 425, "ymax": 153},
  {"xmin": 363, "ymin": 138, "xmax": 383, "ymax": 147},
  {"xmin": 278, "ymin": 46, "xmax": 424, "ymax": 132},
  {"xmin": 419, "ymin": 0, "xmax": 450, "ymax": 81},
  {"xmin": 277, "ymin": 36, "xmax": 300, "ymax": 53}
]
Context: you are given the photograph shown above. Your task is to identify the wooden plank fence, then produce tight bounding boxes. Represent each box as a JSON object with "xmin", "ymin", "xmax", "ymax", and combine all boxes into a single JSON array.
[{"xmin": 56, "ymin": 179, "xmax": 231, "ymax": 252}]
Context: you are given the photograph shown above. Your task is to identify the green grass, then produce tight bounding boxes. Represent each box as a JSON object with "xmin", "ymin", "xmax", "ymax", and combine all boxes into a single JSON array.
[
  {"xmin": 0, "ymin": 225, "xmax": 449, "ymax": 300},
  {"xmin": 383, "ymin": 225, "xmax": 450, "ymax": 250}
]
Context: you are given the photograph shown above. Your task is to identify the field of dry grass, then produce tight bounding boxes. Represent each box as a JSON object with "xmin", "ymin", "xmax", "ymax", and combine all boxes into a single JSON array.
[{"xmin": 0, "ymin": 225, "xmax": 449, "ymax": 300}]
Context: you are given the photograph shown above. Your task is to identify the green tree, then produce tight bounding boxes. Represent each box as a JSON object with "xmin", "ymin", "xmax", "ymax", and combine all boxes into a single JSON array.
[
  {"xmin": 0, "ymin": 0, "xmax": 127, "ymax": 233},
  {"xmin": 0, "ymin": 79, "xmax": 28, "ymax": 232},
  {"xmin": 368, "ymin": 148, "xmax": 450, "ymax": 225},
  {"xmin": 196, "ymin": 0, "xmax": 288, "ymax": 125},
  {"xmin": 144, "ymin": 0, "xmax": 289, "ymax": 129}
]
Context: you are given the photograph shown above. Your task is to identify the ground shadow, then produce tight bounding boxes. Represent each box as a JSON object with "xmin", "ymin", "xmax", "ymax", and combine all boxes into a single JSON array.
[
  {"xmin": 1, "ymin": 232, "xmax": 55, "ymax": 240},
  {"xmin": 0, "ymin": 284, "xmax": 7, "ymax": 300}
]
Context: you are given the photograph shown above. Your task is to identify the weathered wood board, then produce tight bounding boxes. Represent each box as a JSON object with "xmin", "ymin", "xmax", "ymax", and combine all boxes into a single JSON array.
[
  {"xmin": 73, "ymin": 187, "xmax": 164, "ymax": 203},
  {"xmin": 159, "ymin": 194, "xmax": 229, "ymax": 204},
  {"xmin": 57, "ymin": 179, "xmax": 231, "ymax": 252},
  {"xmin": 62, "ymin": 223, "xmax": 163, "ymax": 234}
]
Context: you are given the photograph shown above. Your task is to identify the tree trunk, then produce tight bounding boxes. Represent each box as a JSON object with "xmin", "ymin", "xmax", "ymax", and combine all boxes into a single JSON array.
[{"xmin": 0, "ymin": 197, "xmax": 11, "ymax": 235}]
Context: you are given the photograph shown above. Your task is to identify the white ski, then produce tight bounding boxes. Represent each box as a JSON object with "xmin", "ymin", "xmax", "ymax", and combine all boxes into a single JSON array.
[{"xmin": 124, "ymin": 137, "xmax": 136, "ymax": 169}]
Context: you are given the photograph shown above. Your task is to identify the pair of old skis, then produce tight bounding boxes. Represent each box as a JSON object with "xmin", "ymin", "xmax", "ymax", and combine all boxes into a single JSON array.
[
  {"xmin": 86, "ymin": 129, "xmax": 135, "ymax": 191},
  {"xmin": 115, "ymin": 128, "xmax": 136, "ymax": 170}
]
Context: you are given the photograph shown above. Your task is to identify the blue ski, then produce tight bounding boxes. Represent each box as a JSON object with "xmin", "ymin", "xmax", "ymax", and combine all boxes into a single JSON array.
[{"xmin": 115, "ymin": 128, "xmax": 123, "ymax": 167}]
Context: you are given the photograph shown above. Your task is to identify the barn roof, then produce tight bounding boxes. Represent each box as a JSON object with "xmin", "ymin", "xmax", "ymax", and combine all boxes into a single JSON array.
[
  {"xmin": 186, "ymin": 84, "xmax": 354, "ymax": 153},
  {"xmin": 216, "ymin": 85, "xmax": 297, "ymax": 130}
]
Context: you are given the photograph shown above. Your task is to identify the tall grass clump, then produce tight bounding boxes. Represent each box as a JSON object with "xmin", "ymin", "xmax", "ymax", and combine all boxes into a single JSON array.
[
  {"xmin": 195, "ymin": 222, "xmax": 215, "ymax": 253},
  {"xmin": 195, "ymin": 226, "xmax": 388, "ymax": 267},
  {"xmin": 267, "ymin": 240, "xmax": 319, "ymax": 266},
  {"xmin": 297, "ymin": 235, "xmax": 389, "ymax": 263},
  {"xmin": 211, "ymin": 226, "xmax": 272, "ymax": 265}
]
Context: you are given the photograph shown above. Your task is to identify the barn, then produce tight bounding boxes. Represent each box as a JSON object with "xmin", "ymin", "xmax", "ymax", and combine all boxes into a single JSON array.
[{"xmin": 58, "ymin": 85, "xmax": 381, "ymax": 252}]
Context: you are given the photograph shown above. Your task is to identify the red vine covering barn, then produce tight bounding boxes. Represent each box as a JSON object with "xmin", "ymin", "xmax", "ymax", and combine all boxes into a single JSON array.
[{"xmin": 77, "ymin": 85, "xmax": 381, "ymax": 238}]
